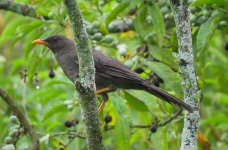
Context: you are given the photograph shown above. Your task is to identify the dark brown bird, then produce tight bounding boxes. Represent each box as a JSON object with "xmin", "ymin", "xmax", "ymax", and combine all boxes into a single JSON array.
[{"xmin": 32, "ymin": 35, "xmax": 193, "ymax": 113}]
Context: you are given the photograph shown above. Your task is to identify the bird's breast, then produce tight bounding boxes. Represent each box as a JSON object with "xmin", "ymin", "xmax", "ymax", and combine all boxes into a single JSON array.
[{"xmin": 55, "ymin": 52, "xmax": 79, "ymax": 82}]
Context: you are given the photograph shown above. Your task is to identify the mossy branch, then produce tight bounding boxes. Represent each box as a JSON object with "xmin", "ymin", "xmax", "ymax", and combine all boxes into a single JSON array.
[
  {"xmin": 0, "ymin": 0, "xmax": 131, "ymax": 32},
  {"xmin": 170, "ymin": 0, "xmax": 200, "ymax": 150},
  {"xmin": 0, "ymin": 88, "xmax": 40, "ymax": 150},
  {"xmin": 0, "ymin": 0, "xmax": 50, "ymax": 20},
  {"xmin": 63, "ymin": 0, "xmax": 105, "ymax": 150}
]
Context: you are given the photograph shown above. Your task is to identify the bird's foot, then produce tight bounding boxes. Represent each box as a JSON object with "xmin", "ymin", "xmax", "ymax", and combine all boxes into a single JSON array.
[{"xmin": 98, "ymin": 93, "xmax": 109, "ymax": 113}]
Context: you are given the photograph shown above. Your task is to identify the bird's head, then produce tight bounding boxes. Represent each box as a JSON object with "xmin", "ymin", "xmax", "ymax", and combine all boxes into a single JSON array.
[{"xmin": 32, "ymin": 35, "xmax": 75, "ymax": 53}]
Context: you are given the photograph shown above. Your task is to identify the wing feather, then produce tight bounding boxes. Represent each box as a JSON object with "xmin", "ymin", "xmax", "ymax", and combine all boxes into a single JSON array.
[{"xmin": 93, "ymin": 50, "xmax": 142, "ymax": 82}]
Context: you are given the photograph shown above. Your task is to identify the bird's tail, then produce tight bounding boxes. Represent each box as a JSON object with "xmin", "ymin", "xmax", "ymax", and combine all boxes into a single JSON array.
[{"xmin": 141, "ymin": 81, "xmax": 193, "ymax": 113}]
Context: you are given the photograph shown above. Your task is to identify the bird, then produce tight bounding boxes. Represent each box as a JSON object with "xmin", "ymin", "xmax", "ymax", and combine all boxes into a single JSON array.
[{"xmin": 32, "ymin": 35, "xmax": 193, "ymax": 113}]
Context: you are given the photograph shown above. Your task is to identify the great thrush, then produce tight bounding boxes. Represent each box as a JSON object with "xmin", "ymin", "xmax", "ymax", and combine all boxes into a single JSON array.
[{"xmin": 32, "ymin": 35, "xmax": 193, "ymax": 113}]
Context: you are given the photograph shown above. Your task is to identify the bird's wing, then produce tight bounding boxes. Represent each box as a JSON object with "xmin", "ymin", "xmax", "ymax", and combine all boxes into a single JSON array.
[{"xmin": 93, "ymin": 50, "xmax": 142, "ymax": 82}]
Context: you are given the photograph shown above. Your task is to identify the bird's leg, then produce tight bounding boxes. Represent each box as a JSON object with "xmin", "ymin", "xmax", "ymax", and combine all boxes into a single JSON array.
[
  {"xmin": 98, "ymin": 93, "xmax": 109, "ymax": 113},
  {"xmin": 96, "ymin": 87, "xmax": 114, "ymax": 113},
  {"xmin": 96, "ymin": 87, "xmax": 113, "ymax": 94}
]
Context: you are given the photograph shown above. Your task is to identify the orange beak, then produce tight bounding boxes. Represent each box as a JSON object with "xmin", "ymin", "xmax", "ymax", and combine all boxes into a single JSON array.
[{"xmin": 32, "ymin": 39, "xmax": 48, "ymax": 45}]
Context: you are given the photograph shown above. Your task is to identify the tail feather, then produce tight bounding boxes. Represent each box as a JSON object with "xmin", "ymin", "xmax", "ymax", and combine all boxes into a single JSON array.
[{"xmin": 142, "ymin": 82, "xmax": 193, "ymax": 113}]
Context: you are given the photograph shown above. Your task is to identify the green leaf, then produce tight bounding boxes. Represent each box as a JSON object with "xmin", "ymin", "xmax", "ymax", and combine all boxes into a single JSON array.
[
  {"xmin": 42, "ymin": 103, "xmax": 68, "ymax": 122},
  {"xmin": 133, "ymin": 5, "xmax": 157, "ymax": 42},
  {"xmin": 36, "ymin": 6, "xmax": 51, "ymax": 17},
  {"xmin": 142, "ymin": 61, "xmax": 183, "ymax": 96},
  {"xmin": 105, "ymin": 2, "xmax": 130, "ymax": 26},
  {"xmin": 9, "ymin": 58, "xmax": 28, "ymax": 75},
  {"xmin": 200, "ymin": 115, "xmax": 228, "ymax": 126},
  {"xmin": 147, "ymin": 3, "xmax": 165, "ymax": 46},
  {"xmin": 192, "ymin": 0, "xmax": 228, "ymax": 6},
  {"xmin": 133, "ymin": 6, "xmax": 147, "ymax": 38},
  {"xmin": 24, "ymin": 30, "xmax": 45, "ymax": 57},
  {"xmin": 17, "ymin": 20, "xmax": 44, "ymax": 36},
  {"xmin": 148, "ymin": 45, "xmax": 178, "ymax": 70},
  {"xmin": 47, "ymin": 80, "xmax": 73, "ymax": 87},
  {"xmin": 110, "ymin": 94, "xmax": 128, "ymax": 115},
  {"xmin": 218, "ymin": 93, "xmax": 228, "ymax": 105},
  {"xmin": 123, "ymin": 91, "xmax": 149, "ymax": 112},
  {"xmin": 126, "ymin": 90, "xmax": 159, "ymax": 111},
  {"xmin": 197, "ymin": 14, "xmax": 222, "ymax": 56},
  {"xmin": 12, "ymin": 20, "xmax": 45, "ymax": 45},
  {"xmin": 99, "ymin": 23, "xmax": 109, "ymax": 34},
  {"xmin": 27, "ymin": 51, "xmax": 43, "ymax": 83},
  {"xmin": 162, "ymin": 128, "xmax": 168, "ymax": 150},
  {"xmin": 110, "ymin": 94, "xmax": 132, "ymax": 122},
  {"xmin": 217, "ymin": 124, "xmax": 228, "ymax": 130},
  {"xmin": 0, "ymin": 18, "xmax": 27, "ymax": 45},
  {"xmin": 40, "ymin": 134, "xmax": 50, "ymax": 145},
  {"xmin": 114, "ymin": 118, "xmax": 131, "ymax": 150}
]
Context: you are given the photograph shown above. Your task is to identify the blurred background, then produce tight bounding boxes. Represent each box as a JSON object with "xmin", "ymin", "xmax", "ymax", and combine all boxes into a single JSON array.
[{"xmin": 0, "ymin": 0, "xmax": 227, "ymax": 149}]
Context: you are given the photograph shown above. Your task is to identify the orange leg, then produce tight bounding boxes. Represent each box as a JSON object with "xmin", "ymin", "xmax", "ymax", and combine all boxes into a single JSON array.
[
  {"xmin": 98, "ymin": 93, "xmax": 108, "ymax": 113},
  {"xmin": 96, "ymin": 87, "xmax": 113, "ymax": 94}
]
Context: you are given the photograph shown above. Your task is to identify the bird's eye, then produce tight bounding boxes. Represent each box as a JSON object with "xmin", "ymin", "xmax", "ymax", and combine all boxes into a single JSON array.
[{"xmin": 53, "ymin": 37, "xmax": 59, "ymax": 42}]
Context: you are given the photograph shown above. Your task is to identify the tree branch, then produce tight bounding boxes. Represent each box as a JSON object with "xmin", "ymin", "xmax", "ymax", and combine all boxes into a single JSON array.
[
  {"xmin": 63, "ymin": 0, "xmax": 105, "ymax": 150},
  {"xmin": 130, "ymin": 109, "xmax": 183, "ymax": 129},
  {"xmin": 37, "ymin": 131, "xmax": 86, "ymax": 139},
  {"xmin": 170, "ymin": 0, "xmax": 200, "ymax": 150},
  {"xmin": 0, "ymin": 0, "xmax": 133, "ymax": 33},
  {"xmin": 0, "ymin": 88, "xmax": 40, "ymax": 150},
  {"xmin": 157, "ymin": 109, "xmax": 182, "ymax": 127},
  {"xmin": 0, "ymin": 0, "xmax": 50, "ymax": 20}
]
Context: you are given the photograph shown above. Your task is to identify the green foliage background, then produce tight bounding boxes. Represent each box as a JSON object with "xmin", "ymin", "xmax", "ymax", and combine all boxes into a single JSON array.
[{"xmin": 0, "ymin": 0, "xmax": 227, "ymax": 149}]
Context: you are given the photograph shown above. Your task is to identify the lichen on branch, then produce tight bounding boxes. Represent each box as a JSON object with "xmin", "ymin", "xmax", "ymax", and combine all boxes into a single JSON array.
[
  {"xmin": 0, "ymin": 0, "xmax": 50, "ymax": 20},
  {"xmin": 170, "ymin": 0, "xmax": 200, "ymax": 150},
  {"xmin": 63, "ymin": 0, "xmax": 105, "ymax": 150}
]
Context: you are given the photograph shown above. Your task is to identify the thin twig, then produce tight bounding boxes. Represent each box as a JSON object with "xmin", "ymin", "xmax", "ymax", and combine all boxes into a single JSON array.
[
  {"xmin": 0, "ymin": 0, "xmax": 50, "ymax": 20},
  {"xmin": 104, "ymin": 125, "xmax": 114, "ymax": 131},
  {"xmin": 0, "ymin": 88, "xmax": 40, "ymax": 150},
  {"xmin": 130, "ymin": 109, "xmax": 183, "ymax": 129},
  {"xmin": 130, "ymin": 124, "xmax": 150, "ymax": 129},
  {"xmin": 22, "ymin": 75, "xmax": 28, "ymax": 118},
  {"xmin": 157, "ymin": 109, "xmax": 182, "ymax": 127},
  {"xmin": 37, "ymin": 131, "xmax": 86, "ymax": 139}
]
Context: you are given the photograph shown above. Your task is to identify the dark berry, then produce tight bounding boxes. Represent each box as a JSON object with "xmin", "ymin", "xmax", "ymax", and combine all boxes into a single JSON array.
[
  {"xmin": 10, "ymin": 116, "xmax": 19, "ymax": 124},
  {"xmin": 104, "ymin": 115, "xmax": 112, "ymax": 123},
  {"xmin": 136, "ymin": 44, "xmax": 146, "ymax": 53},
  {"xmin": 144, "ymin": 52, "xmax": 149, "ymax": 58},
  {"xmin": 122, "ymin": 26, "xmax": 129, "ymax": 32},
  {"xmin": 92, "ymin": 21, "xmax": 100, "ymax": 29},
  {"xmin": 154, "ymin": 77, "xmax": 164, "ymax": 87},
  {"xmin": 93, "ymin": 33, "xmax": 103, "ymax": 41},
  {"xmin": 225, "ymin": 43, "xmax": 228, "ymax": 51},
  {"xmin": 19, "ymin": 128, "xmax": 25, "ymax": 134},
  {"xmin": 134, "ymin": 67, "xmax": 144, "ymax": 74},
  {"xmin": 103, "ymin": 35, "xmax": 113, "ymax": 43},
  {"xmin": 48, "ymin": 69, "xmax": 55, "ymax": 78},
  {"xmin": 72, "ymin": 118, "xmax": 79, "ymax": 125},
  {"xmin": 150, "ymin": 124, "xmax": 157, "ymax": 133},
  {"xmin": 157, "ymin": 77, "xmax": 164, "ymax": 83},
  {"xmin": 64, "ymin": 118, "xmax": 79, "ymax": 128},
  {"xmin": 9, "ymin": 129, "xmax": 19, "ymax": 137},
  {"xmin": 64, "ymin": 121, "xmax": 73, "ymax": 128},
  {"xmin": 4, "ymin": 136, "xmax": 14, "ymax": 144},
  {"xmin": 154, "ymin": 81, "xmax": 160, "ymax": 87},
  {"xmin": 128, "ymin": 7, "xmax": 137, "ymax": 16}
]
